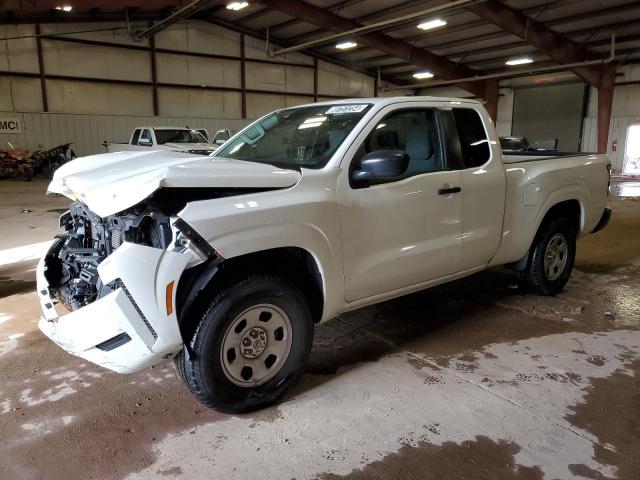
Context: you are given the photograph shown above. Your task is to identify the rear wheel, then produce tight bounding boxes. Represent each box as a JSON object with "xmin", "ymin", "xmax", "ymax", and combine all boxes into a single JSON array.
[
  {"xmin": 175, "ymin": 275, "xmax": 314, "ymax": 413},
  {"xmin": 520, "ymin": 217, "xmax": 576, "ymax": 296}
]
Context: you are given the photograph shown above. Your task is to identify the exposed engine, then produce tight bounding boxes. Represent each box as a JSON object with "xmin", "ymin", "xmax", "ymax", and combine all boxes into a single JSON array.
[{"xmin": 44, "ymin": 202, "xmax": 172, "ymax": 311}]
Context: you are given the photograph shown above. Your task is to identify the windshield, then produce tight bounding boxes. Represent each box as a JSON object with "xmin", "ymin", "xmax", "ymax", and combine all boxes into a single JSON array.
[
  {"xmin": 216, "ymin": 104, "xmax": 372, "ymax": 168},
  {"xmin": 154, "ymin": 129, "xmax": 208, "ymax": 144}
]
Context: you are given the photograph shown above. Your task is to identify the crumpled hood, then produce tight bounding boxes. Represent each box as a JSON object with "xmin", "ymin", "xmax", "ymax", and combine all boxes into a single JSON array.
[
  {"xmin": 48, "ymin": 150, "xmax": 301, "ymax": 217},
  {"xmin": 163, "ymin": 142, "xmax": 216, "ymax": 151}
]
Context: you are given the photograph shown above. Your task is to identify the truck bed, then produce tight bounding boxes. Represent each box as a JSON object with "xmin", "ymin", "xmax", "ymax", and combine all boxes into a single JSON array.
[{"xmin": 503, "ymin": 151, "xmax": 597, "ymax": 163}]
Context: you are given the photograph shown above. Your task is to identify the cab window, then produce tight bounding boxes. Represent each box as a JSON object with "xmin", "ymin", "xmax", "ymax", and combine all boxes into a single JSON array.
[
  {"xmin": 355, "ymin": 109, "xmax": 443, "ymax": 177},
  {"xmin": 452, "ymin": 108, "xmax": 490, "ymax": 168}
]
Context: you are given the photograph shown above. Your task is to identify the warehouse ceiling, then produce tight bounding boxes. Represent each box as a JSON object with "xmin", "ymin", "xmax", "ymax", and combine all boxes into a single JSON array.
[{"xmin": 1, "ymin": 0, "xmax": 639, "ymax": 88}]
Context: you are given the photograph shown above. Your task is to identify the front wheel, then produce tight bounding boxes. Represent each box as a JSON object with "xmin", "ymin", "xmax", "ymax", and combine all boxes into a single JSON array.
[
  {"xmin": 175, "ymin": 275, "xmax": 314, "ymax": 413},
  {"xmin": 520, "ymin": 217, "xmax": 577, "ymax": 296}
]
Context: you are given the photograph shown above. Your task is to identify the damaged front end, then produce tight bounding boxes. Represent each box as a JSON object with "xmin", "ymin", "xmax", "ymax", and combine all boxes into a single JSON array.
[
  {"xmin": 37, "ymin": 200, "xmax": 195, "ymax": 373},
  {"xmin": 43, "ymin": 202, "xmax": 172, "ymax": 311}
]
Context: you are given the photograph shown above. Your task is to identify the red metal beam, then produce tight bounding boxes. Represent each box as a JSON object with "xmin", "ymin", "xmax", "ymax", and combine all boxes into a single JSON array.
[
  {"xmin": 458, "ymin": 0, "xmax": 604, "ymax": 86},
  {"xmin": 597, "ymin": 64, "xmax": 616, "ymax": 154},
  {"xmin": 483, "ymin": 78, "xmax": 498, "ymax": 123},
  {"xmin": 260, "ymin": 0, "xmax": 487, "ymax": 96},
  {"xmin": 268, "ymin": 0, "xmax": 368, "ymax": 33}
]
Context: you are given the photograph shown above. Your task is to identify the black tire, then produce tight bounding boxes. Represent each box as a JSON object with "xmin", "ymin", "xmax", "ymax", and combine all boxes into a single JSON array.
[
  {"xmin": 520, "ymin": 217, "xmax": 576, "ymax": 296},
  {"xmin": 175, "ymin": 275, "xmax": 314, "ymax": 413}
]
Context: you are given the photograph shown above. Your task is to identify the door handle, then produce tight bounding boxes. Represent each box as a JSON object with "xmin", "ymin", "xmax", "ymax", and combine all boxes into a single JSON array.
[{"xmin": 438, "ymin": 186, "xmax": 462, "ymax": 195}]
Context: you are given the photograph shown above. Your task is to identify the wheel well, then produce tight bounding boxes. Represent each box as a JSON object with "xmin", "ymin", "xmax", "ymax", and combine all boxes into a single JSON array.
[
  {"xmin": 510, "ymin": 199, "xmax": 581, "ymax": 272},
  {"xmin": 176, "ymin": 247, "xmax": 325, "ymax": 341},
  {"xmin": 540, "ymin": 199, "xmax": 581, "ymax": 233}
]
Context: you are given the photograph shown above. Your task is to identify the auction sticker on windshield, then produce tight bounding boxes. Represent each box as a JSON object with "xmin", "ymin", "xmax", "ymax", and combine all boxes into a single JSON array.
[{"xmin": 325, "ymin": 105, "xmax": 368, "ymax": 114}]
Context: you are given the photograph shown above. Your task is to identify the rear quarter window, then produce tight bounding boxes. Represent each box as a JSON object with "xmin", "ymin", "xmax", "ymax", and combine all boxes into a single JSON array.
[{"xmin": 453, "ymin": 108, "xmax": 490, "ymax": 168}]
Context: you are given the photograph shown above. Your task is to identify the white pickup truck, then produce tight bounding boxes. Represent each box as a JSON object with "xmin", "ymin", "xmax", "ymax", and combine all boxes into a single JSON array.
[
  {"xmin": 37, "ymin": 97, "xmax": 611, "ymax": 413},
  {"xmin": 105, "ymin": 127, "xmax": 217, "ymax": 155}
]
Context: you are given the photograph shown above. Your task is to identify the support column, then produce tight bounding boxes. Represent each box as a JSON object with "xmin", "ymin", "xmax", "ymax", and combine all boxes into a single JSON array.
[
  {"xmin": 597, "ymin": 64, "xmax": 616, "ymax": 154},
  {"xmin": 373, "ymin": 71, "xmax": 379, "ymax": 98},
  {"xmin": 35, "ymin": 24, "xmax": 48, "ymax": 112},
  {"xmin": 313, "ymin": 58, "xmax": 318, "ymax": 102},
  {"xmin": 240, "ymin": 34, "xmax": 247, "ymax": 119},
  {"xmin": 149, "ymin": 33, "xmax": 159, "ymax": 116},
  {"xmin": 483, "ymin": 78, "xmax": 499, "ymax": 124}
]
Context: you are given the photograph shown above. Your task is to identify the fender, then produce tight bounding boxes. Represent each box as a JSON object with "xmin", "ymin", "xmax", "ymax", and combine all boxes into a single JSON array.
[
  {"xmin": 213, "ymin": 223, "xmax": 340, "ymax": 322},
  {"xmin": 491, "ymin": 183, "xmax": 587, "ymax": 267},
  {"xmin": 177, "ymin": 170, "xmax": 344, "ymax": 322}
]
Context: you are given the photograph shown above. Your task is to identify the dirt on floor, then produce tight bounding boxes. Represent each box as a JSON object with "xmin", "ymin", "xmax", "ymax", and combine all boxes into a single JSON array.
[{"xmin": 0, "ymin": 181, "xmax": 639, "ymax": 480}]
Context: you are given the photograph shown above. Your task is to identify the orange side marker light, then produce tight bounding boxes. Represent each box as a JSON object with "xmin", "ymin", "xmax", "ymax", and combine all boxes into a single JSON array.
[{"xmin": 166, "ymin": 281, "xmax": 175, "ymax": 316}]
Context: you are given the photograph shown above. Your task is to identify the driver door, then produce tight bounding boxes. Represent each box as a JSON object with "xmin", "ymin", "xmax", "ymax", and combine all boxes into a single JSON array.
[{"xmin": 338, "ymin": 106, "xmax": 463, "ymax": 302}]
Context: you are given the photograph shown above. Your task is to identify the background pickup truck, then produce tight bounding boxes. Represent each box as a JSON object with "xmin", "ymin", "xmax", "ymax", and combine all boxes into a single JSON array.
[
  {"xmin": 38, "ymin": 97, "xmax": 611, "ymax": 413},
  {"xmin": 104, "ymin": 127, "xmax": 217, "ymax": 155}
]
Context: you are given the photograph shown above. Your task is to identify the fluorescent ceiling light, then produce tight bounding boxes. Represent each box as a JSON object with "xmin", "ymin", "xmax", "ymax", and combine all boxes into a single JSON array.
[
  {"xmin": 417, "ymin": 19, "xmax": 447, "ymax": 31},
  {"xmin": 226, "ymin": 1, "xmax": 249, "ymax": 10},
  {"xmin": 506, "ymin": 57, "xmax": 533, "ymax": 66},
  {"xmin": 413, "ymin": 71, "xmax": 434, "ymax": 80},
  {"xmin": 299, "ymin": 116, "xmax": 327, "ymax": 129},
  {"xmin": 55, "ymin": 5, "xmax": 73, "ymax": 11},
  {"xmin": 336, "ymin": 41, "xmax": 358, "ymax": 50}
]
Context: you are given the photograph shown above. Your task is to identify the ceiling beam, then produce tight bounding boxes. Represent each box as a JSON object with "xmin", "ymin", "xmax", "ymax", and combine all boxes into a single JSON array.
[
  {"xmin": 268, "ymin": 0, "xmax": 368, "ymax": 34},
  {"xmin": 270, "ymin": 0, "xmax": 483, "ymax": 55},
  {"xmin": 455, "ymin": 0, "xmax": 610, "ymax": 86},
  {"xmin": 0, "ymin": 1, "xmax": 193, "ymax": 13},
  {"xmin": 286, "ymin": 0, "xmax": 583, "ymax": 47},
  {"xmin": 285, "ymin": 0, "xmax": 448, "ymax": 44},
  {"xmin": 134, "ymin": 0, "xmax": 214, "ymax": 39},
  {"xmin": 260, "ymin": 0, "xmax": 488, "ymax": 96},
  {"xmin": 383, "ymin": 0, "xmax": 631, "ymax": 49},
  {"xmin": 203, "ymin": 13, "xmax": 404, "ymax": 86}
]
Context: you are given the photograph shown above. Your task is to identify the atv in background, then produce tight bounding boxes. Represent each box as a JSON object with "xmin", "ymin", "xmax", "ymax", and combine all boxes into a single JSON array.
[
  {"xmin": 0, "ymin": 144, "xmax": 34, "ymax": 181},
  {"xmin": 32, "ymin": 143, "xmax": 76, "ymax": 179}
]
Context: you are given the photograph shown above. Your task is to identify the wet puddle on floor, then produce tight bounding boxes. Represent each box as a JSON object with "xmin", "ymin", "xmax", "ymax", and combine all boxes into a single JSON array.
[{"xmin": 611, "ymin": 180, "xmax": 640, "ymax": 197}]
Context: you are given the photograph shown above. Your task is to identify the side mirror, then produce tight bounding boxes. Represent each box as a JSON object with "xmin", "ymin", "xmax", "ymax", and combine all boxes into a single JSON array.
[
  {"xmin": 352, "ymin": 150, "xmax": 410, "ymax": 187},
  {"xmin": 215, "ymin": 139, "xmax": 226, "ymax": 146},
  {"xmin": 138, "ymin": 138, "xmax": 152, "ymax": 147}
]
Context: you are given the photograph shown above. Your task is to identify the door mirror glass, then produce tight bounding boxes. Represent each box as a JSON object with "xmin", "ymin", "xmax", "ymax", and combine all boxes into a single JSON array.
[
  {"xmin": 138, "ymin": 137, "xmax": 152, "ymax": 147},
  {"xmin": 352, "ymin": 150, "xmax": 409, "ymax": 187}
]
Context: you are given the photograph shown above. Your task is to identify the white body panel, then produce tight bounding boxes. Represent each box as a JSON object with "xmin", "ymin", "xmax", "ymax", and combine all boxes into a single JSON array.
[
  {"xmin": 37, "ymin": 96, "xmax": 611, "ymax": 374},
  {"xmin": 48, "ymin": 150, "xmax": 301, "ymax": 217},
  {"xmin": 37, "ymin": 243, "xmax": 189, "ymax": 373}
]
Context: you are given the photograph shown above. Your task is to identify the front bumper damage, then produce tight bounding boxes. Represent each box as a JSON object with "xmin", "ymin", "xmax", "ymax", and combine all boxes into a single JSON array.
[{"xmin": 37, "ymin": 241, "xmax": 190, "ymax": 373}]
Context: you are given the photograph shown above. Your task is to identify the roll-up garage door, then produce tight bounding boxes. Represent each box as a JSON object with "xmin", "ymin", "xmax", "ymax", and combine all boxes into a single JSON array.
[{"xmin": 512, "ymin": 83, "xmax": 588, "ymax": 152}]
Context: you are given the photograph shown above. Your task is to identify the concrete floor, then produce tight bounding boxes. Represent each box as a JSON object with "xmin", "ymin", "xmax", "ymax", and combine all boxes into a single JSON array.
[{"xmin": 1, "ymin": 179, "xmax": 639, "ymax": 480}]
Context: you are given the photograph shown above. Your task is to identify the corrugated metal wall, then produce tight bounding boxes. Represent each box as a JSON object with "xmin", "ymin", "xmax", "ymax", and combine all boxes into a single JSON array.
[
  {"xmin": 0, "ymin": 21, "xmax": 375, "ymax": 156},
  {"xmin": 0, "ymin": 111, "xmax": 249, "ymax": 156}
]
